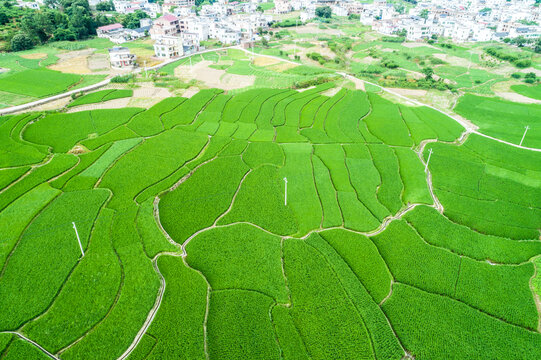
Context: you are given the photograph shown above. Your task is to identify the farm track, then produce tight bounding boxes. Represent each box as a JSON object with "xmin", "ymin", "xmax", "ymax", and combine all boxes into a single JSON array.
[{"xmin": 0, "ymin": 331, "xmax": 59, "ymax": 359}]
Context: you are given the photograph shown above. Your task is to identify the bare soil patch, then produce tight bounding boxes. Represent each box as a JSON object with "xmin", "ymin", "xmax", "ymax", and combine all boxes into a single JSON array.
[
  {"xmin": 88, "ymin": 53, "xmax": 110, "ymax": 71},
  {"xmin": 66, "ymin": 97, "xmax": 132, "ymax": 112},
  {"xmin": 253, "ymin": 56, "xmax": 281, "ymax": 66},
  {"xmin": 49, "ymin": 49, "xmax": 95, "ymax": 74},
  {"xmin": 175, "ymin": 60, "xmax": 254, "ymax": 90},
  {"xmin": 293, "ymin": 24, "xmax": 344, "ymax": 36},
  {"xmin": 68, "ymin": 145, "xmax": 89, "ymax": 154},
  {"xmin": 387, "ymin": 88, "xmax": 428, "ymax": 97},
  {"xmin": 495, "ymin": 92, "xmax": 541, "ymax": 104},
  {"xmin": 268, "ymin": 62, "xmax": 297, "ymax": 72},
  {"xmin": 182, "ymin": 87, "xmax": 200, "ymax": 98},
  {"xmin": 321, "ymin": 87, "xmax": 341, "ymax": 97},
  {"xmin": 20, "ymin": 53, "xmax": 47, "ymax": 60},
  {"xmin": 402, "ymin": 42, "xmax": 439, "ymax": 49},
  {"xmin": 348, "ymin": 77, "xmax": 365, "ymax": 91},
  {"xmin": 357, "ymin": 56, "xmax": 379, "ymax": 64},
  {"xmin": 432, "ymin": 53, "xmax": 473, "ymax": 68}
]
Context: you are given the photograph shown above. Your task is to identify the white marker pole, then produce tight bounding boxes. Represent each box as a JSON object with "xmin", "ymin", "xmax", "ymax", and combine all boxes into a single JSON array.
[
  {"xmin": 519, "ymin": 125, "xmax": 529, "ymax": 146},
  {"xmin": 72, "ymin": 222, "xmax": 84, "ymax": 257},
  {"xmin": 424, "ymin": 148, "xmax": 433, "ymax": 173},
  {"xmin": 283, "ymin": 177, "xmax": 288, "ymax": 206}
]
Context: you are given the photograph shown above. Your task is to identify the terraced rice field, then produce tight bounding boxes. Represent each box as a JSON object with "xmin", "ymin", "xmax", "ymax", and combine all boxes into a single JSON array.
[{"xmin": 0, "ymin": 84, "xmax": 540, "ymax": 360}]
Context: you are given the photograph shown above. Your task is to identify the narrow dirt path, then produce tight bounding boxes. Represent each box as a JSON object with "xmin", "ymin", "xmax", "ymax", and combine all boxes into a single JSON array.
[{"xmin": 0, "ymin": 331, "xmax": 58, "ymax": 359}]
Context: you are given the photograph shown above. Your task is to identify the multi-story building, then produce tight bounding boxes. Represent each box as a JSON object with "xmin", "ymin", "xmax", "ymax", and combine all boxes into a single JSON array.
[
  {"xmin": 274, "ymin": 0, "xmax": 292, "ymax": 14},
  {"xmin": 153, "ymin": 35, "xmax": 184, "ymax": 58},
  {"xmin": 150, "ymin": 15, "xmax": 181, "ymax": 39},
  {"xmin": 108, "ymin": 47, "xmax": 137, "ymax": 69}
]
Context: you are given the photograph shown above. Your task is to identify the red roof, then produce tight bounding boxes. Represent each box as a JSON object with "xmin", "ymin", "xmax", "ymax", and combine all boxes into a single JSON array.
[
  {"xmin": 161, "ymin": 14, "xmax": 179, "ymax": 22},
  {"xmin": 97, "ymin": 23, "xmax": 124, "ymax": 32}
]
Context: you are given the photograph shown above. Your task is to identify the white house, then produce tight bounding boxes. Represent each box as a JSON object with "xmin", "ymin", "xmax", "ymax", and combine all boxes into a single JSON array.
[
  {"xmin": 154, "ymin": 35, "xmax": 184, "ymax": 59},
  {"xmin": 109, "ymin": 47, "xmax": 137, "ymax": 69},
  {"xmin": 274, "ymin": 0, "xmax": 291, "ymax": 14}
]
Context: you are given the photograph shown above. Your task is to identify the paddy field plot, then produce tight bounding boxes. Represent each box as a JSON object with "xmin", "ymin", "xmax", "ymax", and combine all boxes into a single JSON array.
[{"xmin": 0, "ymin": 83, "xmax": 539, "ymax": 360}]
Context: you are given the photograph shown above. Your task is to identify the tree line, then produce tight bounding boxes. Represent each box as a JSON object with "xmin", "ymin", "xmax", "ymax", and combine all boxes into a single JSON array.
[{"xmin": 0, "ymin": 0, "xmax": 112, "ymax": 51}]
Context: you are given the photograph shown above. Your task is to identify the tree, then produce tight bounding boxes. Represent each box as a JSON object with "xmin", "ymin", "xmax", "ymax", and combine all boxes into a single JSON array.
[
  {"xmin": 394, "ymin": 4, "xmax": 405, "ymax": 14},
  {"xmin": 422, "ymin": 67, "xmax": 434, "ymax": 80},
  {"xmin": 11, "ymin": 33, "xmax": 33, "ymax": 51},
  {"xmin": 53, "ymin": 27, "xmax": 76, "ymax": 41},
  {"xmin": 256, "ymin": 5, "xmax": 263, "ymax": 12},
  {"xmin": 348, "ymin": 14, "xmax": 360, "ymax": 20},
  {"xmin": 260, "ymin": 37, "xmax": 268, "ymax": 47},
  {"xmin": 534, "ymin": 38, "xmax": 541, "ymax": 53},
  {"xmin": 122, "ymin": 10, "xmax": 149, "ymax": 29},
  {"xmin": 315, "ymin": 6, "xmax": 332, "ymax": 19},
  {"xmin": 524, "ymin": 72, "xmax": 537, "ymax": 83},
  {"xmin": 512, "ymin": 36, "xmax": 527, "ymax": 47},
  {"xmin": 420, "ymin": 9, "xmax": 429, "ymax": 19},
  {"xmin": 96, "ymin": 1, "xmax": 113, "ymax": 11},
  {"xmin": 0, "ymin": 10, "xmax": 7, "ymax": 25}
]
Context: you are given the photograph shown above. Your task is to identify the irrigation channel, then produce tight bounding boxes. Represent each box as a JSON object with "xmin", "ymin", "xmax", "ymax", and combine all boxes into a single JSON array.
[{"xmin": 1, "ymin": 47, "xmax": 540, "ymax": 360}]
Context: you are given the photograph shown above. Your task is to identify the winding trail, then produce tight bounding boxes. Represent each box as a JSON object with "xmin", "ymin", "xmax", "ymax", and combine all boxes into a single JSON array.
[{"xmin": 0, "ymin": 331, "xmax": 59, "ymax": 359}]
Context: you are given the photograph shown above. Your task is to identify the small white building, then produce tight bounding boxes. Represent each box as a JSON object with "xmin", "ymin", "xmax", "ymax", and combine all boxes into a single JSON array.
[
  {"xmin": 108, "ymin": 47, "xmax": 137, "ymax": 69},
  {"xmin": 274, "ymin": 0, "xmax": 291, "ymax": 14},
  {"xmin": 154, "ymin": 35, "xmax": 184, "ymax": 59},
  {"xmin": 331, "ymin": 5, "xmax": 348, "ymax": 17}
]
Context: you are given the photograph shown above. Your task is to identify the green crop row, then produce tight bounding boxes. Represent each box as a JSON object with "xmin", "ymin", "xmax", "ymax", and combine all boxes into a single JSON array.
[
  {"xmin": 383, "ymin": 283, "xmax": 541, "ymax": 359},
  {"xmin": 128, "ymin": 97, "xmax": 186, "ymax": 137},
  {"xmin": 24, "ymin": 108, "xmax": 143, "ymax": 153},
  {"xmin": 187, "ymin": 224, "xmax": 288, "ymax": 302},
  {"xmin": 364, "ymin": 93, "xmax": 412, "ymax": 147},
  {"xmin": 306, "ymin": 233, "xmax": 404, "ymax": 360},
  {"xmin": 61, "ymin": 206, "xmax": 161, "ymax": 358},
  {"xmin": 219, "ymin": 165, "xmax": 298, "ymax": 236},
  {"xmin": 405, "ymin": 205, "xmax": 541, "ymax": 264},
  {"xmin": 162, "ymin": 89, "xmax": 222, "ymax": 129},
  {"xmin": 144, "ymin": 256, "xmax": 207, "ymax": 359},
  {"xmin": 0, "ymin": 69, "xmax": 81, "ymax": 98},
  {"xmin": 22, "ymin": 208, "xmax": 121, "ymax": 353},
  {"xmin": 159, "ymin": 155, "xmax": 249, "ymax": 242},
  {"xmin": 208, "ymin": 290, "xmax": 280, "ymax": 360},
  {"xmin": 0, "ymin": 189, "xmax": 108, "ymax": 330},
  {"xmin": 282, "ymin": 239, "xmax": 375, "ymax": 359},
  {"xmin": 100, "ymin": 129, "xmax": 208, "ymax": 209},
  {"xmin": 68, "ymin": 89, "xmax": 133, "ymax": 108},
  {"xmin": 372, "ymin": 220, "xmax": 538, "ymax": 329},
  {"xmin": 0, "ymin": 114, "xmax": 47, "ymax": 167},
  {"xmin": 454, "ymin": 94, "xmax": 541, "ymax": 148},
  {"xmin": 0, "ymin": 154, "xmax": 77, "ymax": 212}
]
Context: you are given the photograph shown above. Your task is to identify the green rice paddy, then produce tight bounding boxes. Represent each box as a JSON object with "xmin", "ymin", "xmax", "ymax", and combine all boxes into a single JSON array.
[{"xmin": 0, "ymin": 83, "xmax": 539, "ymax": 360}]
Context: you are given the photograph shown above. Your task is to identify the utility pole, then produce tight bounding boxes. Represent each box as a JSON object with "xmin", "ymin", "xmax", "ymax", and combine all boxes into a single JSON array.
[
  {"xmin": 424, "ymin": 148, "xmax": 433, "ymax": 173},
  {"xmin": 519, "ymin": 125, "xmax": 529, "ymax": 146},
  {"xmin": 143, "ymin": 60, "xmax": 147, "ymax": 77},
  {"xmin": 293, "ymin": 19, "xmax": 298, "ymax": 60},
  {"xmin": 72, "ymin": 222, "xmax": 84, "ymax": 257},
  {"xmin": 283, "ymin": 177, "xmax": 288, "ymax": 206}
]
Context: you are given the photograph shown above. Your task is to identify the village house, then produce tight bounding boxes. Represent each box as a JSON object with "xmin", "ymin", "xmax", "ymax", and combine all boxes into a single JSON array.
[
  {"xmin": 153, "ymin": 35, "xmax": 184, "ymax": 58},
  {"xmin": 97, "ymin": 23, "xmax": 124, "ymax": 38},
  {"xmin": 108, "ymin": 47, "xmax": 137, "ymax": 69},
  {"xmin": 150, "ymin": 14, "xmax": 181, "ymax": 39}
]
